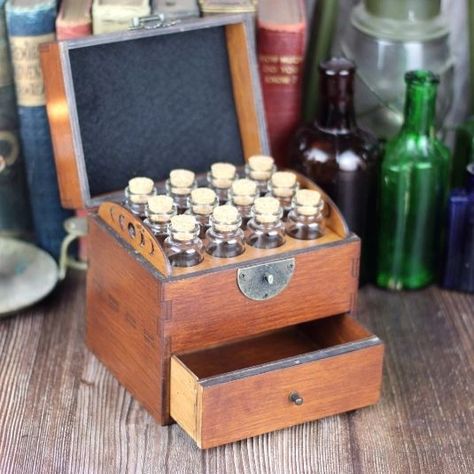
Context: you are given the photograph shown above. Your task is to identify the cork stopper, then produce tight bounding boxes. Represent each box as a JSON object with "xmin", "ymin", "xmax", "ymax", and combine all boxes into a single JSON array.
[
  {"xmin": 170, "ymin": 214, "xmax": 197, "ymax": 241},
  {"xmin": 213, "ymin": 205, "xmax": 240, "ymax": 232},
  {"xmin": 253, "ymin": 196, "xmax": 281, "ymax": 224},
  {"xmin": 169, "ymin": 169, "xmax": 195, "ymax": 195},
  {"xmin": 210, "ymin": 162, "xmax": 236, "ymax": 189},
  {"xmin": 271, "ymin": 171, "xmax": 298, "ymax": 198},
  {"xmin": 294, "ymin": 189, "xmax": 322, "ymax": 216},
  {"xmin": 128, "ymin": 177, "xmax": 155, "ymax": 203},
  {"xmin": 231, "ymin": 179, "xmax": 257, "ymax": 206},
  {"xmin": 248, "ymin": 155, "xmax": 275, "ymax": 180},
  {"xmin": 190, "ymin": 187, "xmax": 217, "ymax": 215},
  {"xmin": 147, "ymin": 195, "xmax": 174, "ymax": 223}
]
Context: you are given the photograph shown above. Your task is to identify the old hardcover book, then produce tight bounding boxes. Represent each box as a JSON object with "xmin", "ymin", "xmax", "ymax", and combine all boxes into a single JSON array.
[
  {"xmin": 152, "ymin": 0, "xmax": 199, "ymax": 19},
  {"xmin": 56, "ymin": 0, "xmax": 92, "ymax": 40},
  {"xmin": 0, "ymin": 0, "xmax": 31, "ymax": 238},
  {"xmin": 257, "ymin": 0, "xmax": 306, "ymax": 168},
  {"xmin": 6, "ymin": 0, "xmax": 71, "ymax": 257},
  {"xmin": 199, "ymin": 0, "xmax": 256, "ymax": 15},
  {"xmin": 57, "ymin": 0, "xmax": 93, "ymax": 262},
  {"xmin": 92, "ymin": 0, "xmax": 150, "ymax": 34}
]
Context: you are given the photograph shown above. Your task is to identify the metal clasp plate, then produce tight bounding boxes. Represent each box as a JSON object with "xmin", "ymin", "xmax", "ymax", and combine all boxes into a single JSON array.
[
  {"xmin": 129, "ymin": 14, "xmax": 179, "ymax": 30},
  {"xmin": 237, "ymin": 258, "xmax": 295, "ymax": 301}
]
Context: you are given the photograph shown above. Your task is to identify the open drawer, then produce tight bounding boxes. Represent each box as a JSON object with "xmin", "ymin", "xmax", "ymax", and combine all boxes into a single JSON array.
[{"xmin": 170, "ymin": 314, "xmax": 384, "ymax": 448}]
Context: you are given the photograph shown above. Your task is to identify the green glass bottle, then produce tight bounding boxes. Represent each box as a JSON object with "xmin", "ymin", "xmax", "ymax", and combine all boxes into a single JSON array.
[{"xmin": 377, "ymin": 70, "xmax": 451, "ymax": 290}]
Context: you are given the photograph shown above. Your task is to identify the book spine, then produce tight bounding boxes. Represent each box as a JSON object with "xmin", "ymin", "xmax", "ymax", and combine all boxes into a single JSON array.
[
  {"xmin": 6, "ymin": 0, "xmax": 71, "ymax": 258},
  {"xmin": 0, "ymin": 0, "xmax": 32, "ymax": 238},
  {"xmin": 152, "ymin": 0, "xmax": 200, "ymax": 19},
  {"xmin": 199, "ymin": 0, "xmax": 256, "ymax": 14},
  {"xmin": 92, "ymin": 1, "xmax": 151, "ymax": 35},
  {"xmin": 56, "ymin": 0, "xmax": 92, "ymax": 42},
  {"xmin": 56, "ymin": 1, "xmax": 92, "ymax": 262},
  {"xmin": 257, "ymin": 16, "xmax": 306, "ymax": 168}
]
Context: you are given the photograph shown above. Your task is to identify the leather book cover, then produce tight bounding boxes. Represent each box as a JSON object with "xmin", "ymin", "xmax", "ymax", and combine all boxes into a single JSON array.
[
  {"xmin": 257, "ymin": 0, "xmax": 306, "ymax": 168},
  {"xmin": 152, "ymin": 0, "xmax": 200, "ymax": 19},
  {"xmin": 199, "ymin": 0, "xmax": 256, "ymax": 15},
  {"xmin": 57, "ymin": 0, "xmax": 93, "ymax": 262},
  {"xmin": 6, "ymin": 0, "xmax": 71, "ymax": 258},
  {"xmin": 56, "ymin": 0, "xmax": 92, "ymax": 40},
  {"xmin": 0, "ymin": 0, "xmax": 32, "ymax": 239},
  {"xmin": 92, "ymin": 0, "xmax": 150, "ymax": 35}
]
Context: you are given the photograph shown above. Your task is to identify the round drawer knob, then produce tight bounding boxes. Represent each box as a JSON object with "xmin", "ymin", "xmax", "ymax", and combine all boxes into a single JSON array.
[{"xmin": 289, "ymin": 392, "xmax": 304, "ymax": 406}]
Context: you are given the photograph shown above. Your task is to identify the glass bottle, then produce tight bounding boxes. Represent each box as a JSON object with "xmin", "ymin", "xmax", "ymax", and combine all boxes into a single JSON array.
[
  {"xmin": 442, "ymin": 164, "xmax": 474, "ymax": 293},
  {"xmin": 144, "ymin": 195, "xmax": 176, "ymax": 244},
  {"xmin": 246, "ymin": 196, "xmax": 286, "ymax": 249},
  {"xmin": 207, "ymin": 162, "xmax": 236, "ymax": 204},
  {"xmin": 206, "ymin": 205, "xmax": 245, "ymax": 258},
  {"xmin": 124, "ymin": 177, "xmax": 157, "ymax": 218},
  {"xmin": 290, "ymin": 57, "xmax": 379, "ymax": 284},
  {"xmin": 339, "ymin": 0, "xmax": 453, "ymax": 139},
  {"xmin": 230, "ymin": 178, "xmax": 258, "ymax": 228},
  {"xmin": 188, "ymin": 187, "xmax": 218, "ymax": 239},
  {"xmin": 245, "ymin": 155, "xmax": 275, "ymax": 195},
  {"xmin": 377, "ymin": 70, "xmax": 451, "ymax": 290},
  {"xmin": 166, "ymin": 169, "xmax": 196, "ymax": 214},
  {"xmin": 286, "ymin": 189, "xmax": 325, "ymax": 240},
  {"xmin": 269, "ymin": 171, "xmax": 299, "ymax": 219},
  {"xmin": 163, "ymin": 214, "xmax": 204, "ymax": 267}
]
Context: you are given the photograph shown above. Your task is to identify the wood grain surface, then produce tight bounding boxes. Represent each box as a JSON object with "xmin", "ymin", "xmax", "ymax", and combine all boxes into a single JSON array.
[{"xmin": 0, "ymin": 271, "xmax": 472, "ymax": 473}]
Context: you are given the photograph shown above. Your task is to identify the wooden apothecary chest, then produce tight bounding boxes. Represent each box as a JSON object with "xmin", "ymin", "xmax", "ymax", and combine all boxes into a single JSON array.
[{"xmin": 40, "ymin": 15, "xmax": 384, "ymax": 449}]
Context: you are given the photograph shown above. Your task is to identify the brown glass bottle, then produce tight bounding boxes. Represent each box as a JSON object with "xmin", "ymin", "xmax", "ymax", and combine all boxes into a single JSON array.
[{"xmin": 290, "ymin": 57, "xmax": 380, "ymax": 284}]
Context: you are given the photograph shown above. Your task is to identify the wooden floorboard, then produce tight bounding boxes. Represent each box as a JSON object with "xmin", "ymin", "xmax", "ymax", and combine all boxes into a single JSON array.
[{"xmin": 0, "ymin": 271, "xmax": 473, "ymax": 473}]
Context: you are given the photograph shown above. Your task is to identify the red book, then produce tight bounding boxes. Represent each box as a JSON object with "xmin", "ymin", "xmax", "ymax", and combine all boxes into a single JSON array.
[
  {"xmin": 56, "ymin": 0, "xmax": 92, "ymax": 40},
  {"xmin": 56, "ymin": 0, "xmax": 92, "ymax": 262},
  {"xmin": 257, "ymin": 0, "xmax": 306, "ymax": 168}
]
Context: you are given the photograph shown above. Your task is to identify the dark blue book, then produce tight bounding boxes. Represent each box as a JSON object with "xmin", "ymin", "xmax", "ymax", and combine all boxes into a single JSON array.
[
  {"xmin": 0, "ymin": 0, "xmax": 31, "ymax": 238},
  {"xmin": 6, "ymin": 0, "xmax": 71, "ymax": 258}
]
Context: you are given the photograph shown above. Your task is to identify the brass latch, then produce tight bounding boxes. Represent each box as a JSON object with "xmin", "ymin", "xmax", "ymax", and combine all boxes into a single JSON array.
[
  {"xmin": 237, "ymin": 258, "xmax": 295, "ymax": 301},
  {"xmin": 129, "ymin": 14, "xmax": 179, "ymax": 30}
]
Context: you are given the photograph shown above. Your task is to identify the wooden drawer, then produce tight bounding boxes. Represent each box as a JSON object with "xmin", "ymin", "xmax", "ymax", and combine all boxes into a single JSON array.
[{"xmin": 170, "ymin": 314, "xmax": 384, "ymax": 449}]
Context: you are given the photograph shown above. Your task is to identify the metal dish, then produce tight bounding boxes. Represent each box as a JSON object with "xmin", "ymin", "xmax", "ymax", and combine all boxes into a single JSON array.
[{"xmin": 0, "ymin": 237, "xmax": 58, "ymax": 318}]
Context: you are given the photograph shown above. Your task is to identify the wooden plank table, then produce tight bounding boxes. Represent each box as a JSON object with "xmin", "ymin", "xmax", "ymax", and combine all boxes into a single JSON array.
[{"xmin": 0, "ymin": 271, "xmax": 472, "ymax": 473}]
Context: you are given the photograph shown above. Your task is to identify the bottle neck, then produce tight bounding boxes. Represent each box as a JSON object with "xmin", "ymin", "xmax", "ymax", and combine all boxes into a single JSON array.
[
  {"xmin": 402, "ymin": 82, "xmax": 437, "ymax": 136},
  {"xmin": 317, "ymin": 76, "xmax": 357, "ymax": 132}
]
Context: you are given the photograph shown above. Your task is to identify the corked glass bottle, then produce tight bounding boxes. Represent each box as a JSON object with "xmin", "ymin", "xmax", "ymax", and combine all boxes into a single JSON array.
[
  {"xmin": 290, "ymin": 57, "xmax": 379, "ymax": 284},
  {"xmin": 245, "ymin": 155, "xmax": 275, "ymax": 196},
  {"xmin": 208, "ymin": 162, "xmax": 236, "ymax": 204},
  {"xmin": 246, "ymin": 196, "xmax": 286, "ymax": 249},
  {"xmin": 286, "ymin": 189, "xmax": 325, "ymax": 240},
  {"xmin": 124, "ymin": 177, "xmax": 157, "ymax": 218},
  {"xmin": 230, "ymin": 178, "xmax": 258, "ymax": 228},
  {"xmin": 269, "ymin": 171, "xmax": 299, "ymax": 219},
  {"xmin": 377, "ymin": 70, "xmax": 451, "ymax": 290},
  {"xmin": 188, "ymin": 187, "xmax": 218, "ymax": 239},
  {"xmin": 206, "ymin": 205, "xmax": 245, "ymax": 258},
  {"xmin": 166, "ymin": 169, "xmax": 196, "ymax": 214},
  {"xmin": 163, "ymin": 214, "xmax": 204, "ymax": 267},
  {"xmin": 144, "ymin": 195, "xmax": 176, "ymax": 244}
]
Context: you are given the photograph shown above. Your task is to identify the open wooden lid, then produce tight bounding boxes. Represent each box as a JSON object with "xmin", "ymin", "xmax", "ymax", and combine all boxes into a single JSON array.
[{"xmin": 40, "ymin": 15, "xmax": 269, "ymax": 209}]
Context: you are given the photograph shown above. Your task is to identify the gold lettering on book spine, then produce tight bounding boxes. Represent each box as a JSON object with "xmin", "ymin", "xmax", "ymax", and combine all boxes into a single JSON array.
[
  {"xmin": 259, "ymin": 54, "xmax": 303, "ymax": 87},
  {"xmin": 9, "ymin": 33, "xmax": 54, "ymax": 107}
]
